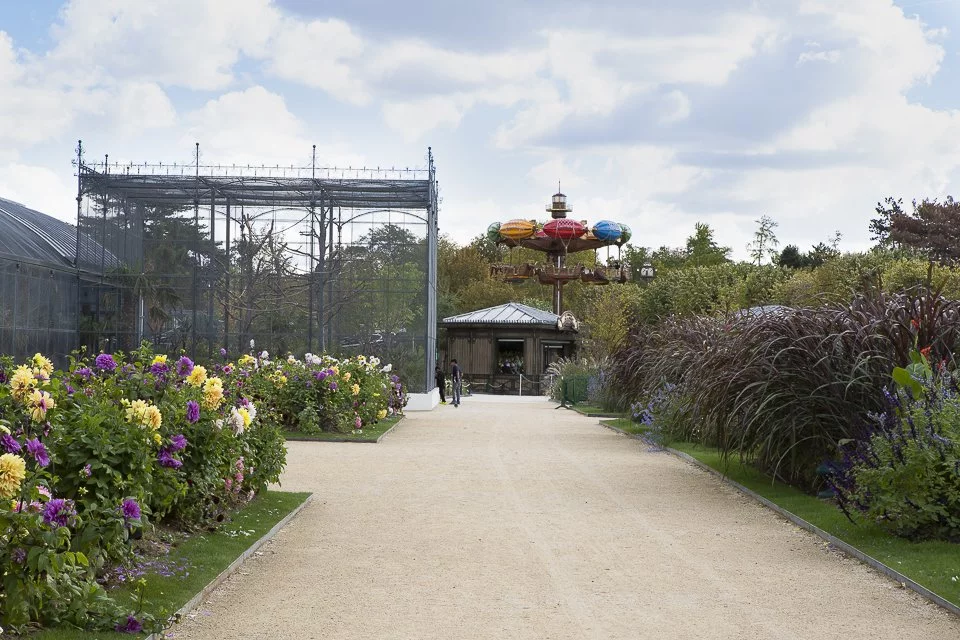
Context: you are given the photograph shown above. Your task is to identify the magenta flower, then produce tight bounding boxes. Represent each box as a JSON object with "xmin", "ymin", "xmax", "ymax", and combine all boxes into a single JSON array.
[
  {"xmin": 176, "ymin": 356, "xmax": 194, "ymax": 376},
  {"xmin": 115, "ymin": 616, "xmax": 143, "ymax": 634},
  {"xmin": 95, "ymin": 353, "xmax": 117, "ymax": 371},
  {"xmin": 42, "ymin": 499, "xmax": 75, "ymax": 528},
  {"xmin": 170, "ymin": 434, "xmax": 188, "ymax": 452},
  {"xmin": 186, "ymin": 400, "xmax": 200, "ymax": 423},
  {"xmin": 26, "ymin": 438, "xmax": 50, "ymax": 467},
  {"xmin": 1, "ymin": 433, "xmax": 21, "ymax": 454},
  {"xmin": 120, "ymin": 498, "xmax": 141, "ymax": 521}
]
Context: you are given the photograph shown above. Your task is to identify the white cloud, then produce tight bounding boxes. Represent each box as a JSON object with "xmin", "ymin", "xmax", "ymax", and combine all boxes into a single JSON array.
[
  {"xmin": 657, "ymin": 90, "xmax": 692, "ymax": 124},
  {"xmin": 183, "ymin": 86, "xmax": 365, "ymax": 168},
  {"xmin": 47, "ymin": 0, "xmax": 281, "ymax": 91},
  {"xmin": 0, "ymin": 163, "xmax": 77, "ymax": 223},
  {"xmin": 104, "ymin": 82, "xmax": 177, "ymax": 135},
  {"xmin": 381, "ymin": 96, "xmax": 468, "ymax": 142},
  {"xmin": 527, "ymin": 156, "xmax": 585, "ymax": 193},
  {"xmin": 796, "ymin": 49, "xmax": 841, "ymax": 65},
  {"xmin": 266, "ymin": 18, "xmax": 369, "ymax": 104}
]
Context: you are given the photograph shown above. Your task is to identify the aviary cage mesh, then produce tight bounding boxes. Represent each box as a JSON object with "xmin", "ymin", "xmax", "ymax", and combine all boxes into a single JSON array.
[{"xmin": 75, "ymin": 145, "xmax": 439, "ymax": 392}]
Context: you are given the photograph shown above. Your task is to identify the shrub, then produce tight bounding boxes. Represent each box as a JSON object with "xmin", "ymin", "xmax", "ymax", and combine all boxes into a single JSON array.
[
  {"xmin": 0, "ymin": 344, "xmax": 403, "ymax": 633},
  {"xmin": 828, "ymin": 353, "xmax": 960, "ymax": 541}
]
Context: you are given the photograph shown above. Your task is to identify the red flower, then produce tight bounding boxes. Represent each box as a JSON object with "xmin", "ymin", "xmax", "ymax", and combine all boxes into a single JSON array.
[
  {"xmin": 920, "ymin": 346, "xmax": 932, "ymax": 360},
  {"xmin": 911, "ymin": 318, "xmax": 920, "ymax": 330}
]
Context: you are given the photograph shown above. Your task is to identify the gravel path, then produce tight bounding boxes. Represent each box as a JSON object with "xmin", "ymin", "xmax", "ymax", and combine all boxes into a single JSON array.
[{"xmin": 175, "ymin": 395, "xmax": 960, "ymax": 639}]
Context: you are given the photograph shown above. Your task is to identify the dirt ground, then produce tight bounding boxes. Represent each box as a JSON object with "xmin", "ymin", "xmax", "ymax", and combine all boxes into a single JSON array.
[{"xmin": 174, "ymin": 395, "xmax": 960, "ymax": 639}]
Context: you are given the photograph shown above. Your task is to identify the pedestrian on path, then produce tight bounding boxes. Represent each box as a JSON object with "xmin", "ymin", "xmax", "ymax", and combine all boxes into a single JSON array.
[
  {"xmin": 435, "ymin": 364, "xmax": 446, "ymax": 404},
  {"xmin": 450, "ymin": 358, "xmax": 462, "ymax": 407}
]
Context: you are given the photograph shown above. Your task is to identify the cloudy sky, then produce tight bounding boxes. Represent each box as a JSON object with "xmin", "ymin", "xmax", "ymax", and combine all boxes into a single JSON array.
[{"xmin": 1, "ymin": 0, "xmax": 958, "ymax": 259}]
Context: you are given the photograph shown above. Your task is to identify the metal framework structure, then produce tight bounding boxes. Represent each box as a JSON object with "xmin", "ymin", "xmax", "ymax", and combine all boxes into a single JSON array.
[{"xmin": 74, "ymin": 142, "xmax": 439, "ymax": 392}]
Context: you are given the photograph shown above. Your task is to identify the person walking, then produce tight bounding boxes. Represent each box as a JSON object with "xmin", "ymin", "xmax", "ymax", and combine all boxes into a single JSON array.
[
  {"xmin": 435, "ymin": 364, "xmax": 447, "ymax": 404},
  {"xmin": 450, "ymin": 358, "xmax": 462, "ymax": 407}
]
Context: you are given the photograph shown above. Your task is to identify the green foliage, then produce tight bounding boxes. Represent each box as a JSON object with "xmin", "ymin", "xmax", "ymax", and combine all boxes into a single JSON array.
[
  {"xmin": 0, "ymin": 344, "xmax": 401, "ymax": 632},
  {"xmin": 633, "ymin": 263, "xmax": 786, "ymax": 322},
  {"xmin": 870, "ymin": 196, "xmax": 904, "ymax": 249},
  {"xmin": 746, "ymin": 215, "xmax": 779, "ymax": 266},
  {"xmin": 684, "ymin": 222, "xmax": 731, "ymax": 267},
  {"xmin": 889, "ymin": 196, "xmax": 960, "ymax": 262},
  {"xmin": 831, "ymin": 356, "xmax": 960, "ymax": 541}
]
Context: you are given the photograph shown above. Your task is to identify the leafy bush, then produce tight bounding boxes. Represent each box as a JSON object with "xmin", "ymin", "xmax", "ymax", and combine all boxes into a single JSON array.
[
  {"xmin": 828, "ymin": 352, "xmax": 960, "ymax": 541},
  {"xmin": 0, "ymin": 344, "xmax": 404, "ymax": 633},
  {"xmin": 546, "ymin": 356, "xmax": 615, "ymax": 409},
  {"xmin": 629, "ymin": 382, "xmax": 685, "ymax": 446}
]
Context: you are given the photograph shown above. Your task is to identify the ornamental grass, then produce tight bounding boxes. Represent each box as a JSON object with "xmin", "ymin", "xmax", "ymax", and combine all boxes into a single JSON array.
[{"xmin": 610, "ymin": 288, "xmax": 960, "ymax": 491}]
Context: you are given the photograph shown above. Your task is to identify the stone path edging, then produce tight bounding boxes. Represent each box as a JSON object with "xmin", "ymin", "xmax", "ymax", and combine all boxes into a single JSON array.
[
  {"xmin": 146, "ymin": 494, "xmax": 314, "ymax": 640},
  {"xmin": 376, "ymin": 416, "xmax": 404, "ymax": 443},
  {"xmin": 597, "ymin": 419, "xmax": 960, "ymax": 618}
]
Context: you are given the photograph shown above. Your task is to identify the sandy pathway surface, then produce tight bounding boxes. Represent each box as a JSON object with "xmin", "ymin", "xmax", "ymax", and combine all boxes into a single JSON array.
[{"xmin": 175, "ymin": 395, "xmax": 960, "ymax": 639}]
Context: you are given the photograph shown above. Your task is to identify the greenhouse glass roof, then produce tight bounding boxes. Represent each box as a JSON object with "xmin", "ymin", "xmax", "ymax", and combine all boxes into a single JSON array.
[{"xmin": 0, "ymin": 197, "xmax": 120, "ymax": 273}]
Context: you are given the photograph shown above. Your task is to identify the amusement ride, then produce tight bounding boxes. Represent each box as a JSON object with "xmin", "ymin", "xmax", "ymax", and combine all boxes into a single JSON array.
[{"xmin": 487, "ymin": 190, "xmax": 646, "ymax": 315}]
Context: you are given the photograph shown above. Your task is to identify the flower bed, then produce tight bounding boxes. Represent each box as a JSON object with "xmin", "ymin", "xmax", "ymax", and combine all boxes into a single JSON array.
[{"xmin": 0, "ymin": 346, "xmax": 405, "ymax": 635}]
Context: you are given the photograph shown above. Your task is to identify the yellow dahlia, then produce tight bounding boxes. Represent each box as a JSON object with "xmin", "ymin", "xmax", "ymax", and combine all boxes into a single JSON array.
[
  {"xmin": 0, "ymin": 453, "xmax": 26, "ymax": 499},
  {"xmin": 125, "ymin": 399, "xmax": 150, "ymax": 425},
  {"xmin": 10, "ymin": 365, "xmax": 35, "ymax": 401},
  {"xmin": 145, "ymin": 405, "xmax": 162, "ymax": 430},
  {"xmin": 151, "ymin": 354, "xmax": 168, "ymax": 366},
  {"xmin": 203, "ymin": 377, "xmax": 224, "ymax": 409},
  {"xmin": 377, "ymin": 409, "xmax": 387, "ymax": 420},
  {"xmin": 32, "ymin": 353, "xmax": 54, "ymax": 376},
  {"xmin": 351, "ymin": 383, "xmax": 360, "ymax": 396},
  {"xmin": 186, "ymin": 365, "xmax": 208, "ymax": 387}
]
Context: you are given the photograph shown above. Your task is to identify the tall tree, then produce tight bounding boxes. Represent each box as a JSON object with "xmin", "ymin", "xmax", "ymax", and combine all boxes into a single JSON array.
[
  {"xmin": 777, "ymin": 245, "xmax": 809, "ymax": 269},
  {"xmin": 888, "ymin": 197, "xmax": 960, "ymax": 263},
  {"xmin": 869, "ymin": 197, "xmax": 903, "ymax": 249},
  {"xmin": 747, "ymin": 215, "xmax": 779, "ymax": 266},
  {"xmin": 685, "ymin": 222, "xmax": 731, "ymax": 267}
]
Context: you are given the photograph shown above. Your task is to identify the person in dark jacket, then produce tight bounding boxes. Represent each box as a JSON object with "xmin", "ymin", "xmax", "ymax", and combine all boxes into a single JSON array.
[
  {"xmin": 450, "ymin": 359, "xmax": 462, "ymax": 407},
  {"xmin": 435, "ymin": 364, "xmax": 446, "ymax": 404}
]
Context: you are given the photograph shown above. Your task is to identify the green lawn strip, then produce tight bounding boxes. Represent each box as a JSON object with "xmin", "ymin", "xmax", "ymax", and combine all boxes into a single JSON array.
[
  {"xmin": 568, "ymin": 403, "xmax": 623, "ymax": 418},
  {"xmin": 284, "ymin": 415, "xmax": 403, "ymax": 443},
  {"xmin": 31, "ymin": 490, "xmax": 311, "ymax": 640},
  {"xmin": 599, "ymin": 417, "xmax": 649, "ymax": 435},
  {"xmin": 670, "ymin": 443, "xmax": 960, "ymax": 608}
]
